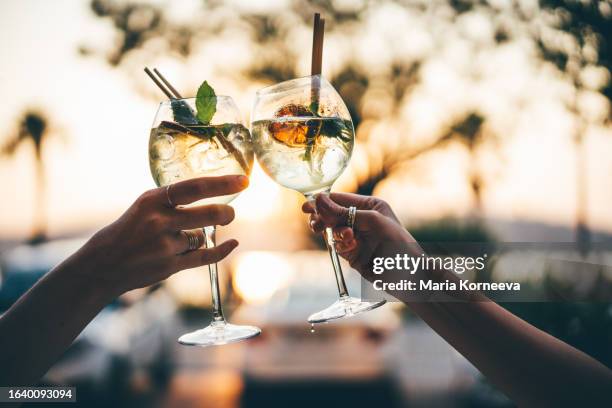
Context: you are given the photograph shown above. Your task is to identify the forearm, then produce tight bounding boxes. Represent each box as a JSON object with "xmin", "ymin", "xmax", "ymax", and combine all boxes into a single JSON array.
[
  {"xmin": 0, "ymin": 249, "xmax": 115, "ymax": 386},
  {"xmin": 307, "ymin": 193, "xmax": 612, "ymax": 405},
  {"xmin": 407, "ymin": 299, "xmax": 612, "ymax": 406}
]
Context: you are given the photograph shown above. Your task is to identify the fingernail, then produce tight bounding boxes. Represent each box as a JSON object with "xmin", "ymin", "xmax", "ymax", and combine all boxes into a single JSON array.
[{"xmin": 237, "ymin": 175, "xmax": 249, "ymax": 187}]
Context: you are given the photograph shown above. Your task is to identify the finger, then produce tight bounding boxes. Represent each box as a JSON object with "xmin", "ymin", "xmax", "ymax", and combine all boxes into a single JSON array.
[
  {"xmin": 176, "ymin": 239, "xmax": 239, "ymax": 270},
  {"xmin": 332, "ymin": 226, "xmax": 354, "ymax": 243},
  {"xmin": 328, "ymin": 192, "xmax": 376, "ymax": 210},
  {"xmin": 165, "ymin": 175, "xmax": 248, "ymax": 206},
  {"xmin": 309, "ymin": 215, "xmax": 325, "ymax": 233},
  {"xmin": 315, "ymin": 194, "xmax": 383, "ymax": 231},
  {"xmin": 336, "ymin": 239, "xmax": 357, "ymax": 254},
  {"xmin": 311, "ymin": 220, "xmax": 325, "ymax": 233},
  {"xmin": 330, "ymin": 192, "xmax": 398, "ymax": 221},
  {"xmin": 316, "ymin": 194, "xmax": 379, "ymax": 230},
  {"xmin": 174, "ymin": 228, "xmax": 205, "ymax": 254},
  {"xmin": 171, "ymin": 204, "xmax": 235, "ymax": 229},
  {"xmin": 326, "ymin": 193, "xmax": 398, "ymax": 228},
  {"xmin": 315, "ymin": 193, "xmax": 349, "ymax": 227},
  {"xmin": 351, "ymin": 209, "xmax": 383, "ymax": 230},
  {"xmin": 302, "ymin": 200, "xmax": 316, "ymax": 214}
]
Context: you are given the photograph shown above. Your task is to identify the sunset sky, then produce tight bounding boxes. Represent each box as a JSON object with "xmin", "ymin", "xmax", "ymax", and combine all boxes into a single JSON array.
[{"xmin": 1, "ymin": 0, "xmax": 611, "ymax": 240}]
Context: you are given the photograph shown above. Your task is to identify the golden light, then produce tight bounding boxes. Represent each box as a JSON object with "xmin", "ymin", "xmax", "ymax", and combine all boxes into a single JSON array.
[
  {"xmin": 231, "ymin": 251, "xmax": 293, "ymax": 304},
  {"xmin": 165, "ymin": 266, "xmax": 211, "ymax": 308},
  {"xmin": 232, "ymin": 162, "xmax": 283, "ymax": 221}
]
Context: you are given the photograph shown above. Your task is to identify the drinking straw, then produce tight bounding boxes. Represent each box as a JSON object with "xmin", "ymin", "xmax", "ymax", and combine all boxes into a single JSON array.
[
  {"xmin": 153, "ymin": 68, "xmax": 183, "ymax": 99},
  {"xmin": 144, "ymin": 67, "xmax": 174, "ymax": 99},
  {"xmin": 311, "ymin": 13, "xmax": 325, "ymax": 76},
  {"xmin": 305, "ymin": 13, "xmax": 325, "ymax": 161},
  {"xmin": 310, "ymin": 13, "xmax": 325, "ymax": 115}
]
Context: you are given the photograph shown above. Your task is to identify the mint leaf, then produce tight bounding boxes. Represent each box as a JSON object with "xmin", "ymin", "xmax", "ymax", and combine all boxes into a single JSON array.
[
  {"xmin": 320, "ymin": 118, "xmax": 351, "ymax": 141},
  {"xmin": 171, "ymin": 100, "xmax": 199, "ymax": 125},
  {"xmin": 196, "ymin": 81, "xmax": 217, "ymax": 124},
  {"xmin": 308, "ymin": 101, "xmax": 319, "ymax": 116}
]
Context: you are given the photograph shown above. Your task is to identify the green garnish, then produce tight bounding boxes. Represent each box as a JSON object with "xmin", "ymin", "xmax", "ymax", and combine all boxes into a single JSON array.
[
  {"xmin": 162, "ymin": 80, "xmax": 250, "ymax": 174},
  {"xmin": 308, "ymin": 101, "xmax": 319, "ymax": 117},
  {"xmin": 303, "ymin": 118, "xmax": 321, "ymax": 162},
  {"xmin": 196, "ymin": 81, "xmax": 217, "ymax": 124},
  {"xmin": 320, "ymin": 119, "xmax": 351, "ymax": 142},
  {"xmin": 170, "ymin": 100, "xmax": 199, "ymax": 125}
]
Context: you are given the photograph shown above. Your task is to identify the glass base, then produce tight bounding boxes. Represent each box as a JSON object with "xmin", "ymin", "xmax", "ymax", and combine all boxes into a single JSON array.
[
  {"xmin": 178, "ymin": 321, "xmax": 261, "ymax": 347},
  {"xmin": 307, "ymin": 296, "xmax": 386, "ymax": 323}
]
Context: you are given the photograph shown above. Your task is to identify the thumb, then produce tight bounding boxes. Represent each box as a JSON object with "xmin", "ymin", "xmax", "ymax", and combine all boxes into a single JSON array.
[{"xmin": 315, "ymin": 193, "xmax": 348, "ymax": 227}]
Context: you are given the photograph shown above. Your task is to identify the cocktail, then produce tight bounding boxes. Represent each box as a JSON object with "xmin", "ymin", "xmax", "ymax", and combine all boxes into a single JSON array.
[
  {"xmin": 251, "ymin": 74, "xmax": 386, "ymax": 323},
  {"xmin": 148, "ymin": 71, "xmax": 261, "ymax": 345}
]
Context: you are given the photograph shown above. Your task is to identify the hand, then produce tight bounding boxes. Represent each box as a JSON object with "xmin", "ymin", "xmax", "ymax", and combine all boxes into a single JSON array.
[
  {"xmin": 75, "ymin": 175, "xmax": 248, "ymax": 297},
  {"xmin": 302, "ymin": 193, "xmax": 420, "ymax": 280}
]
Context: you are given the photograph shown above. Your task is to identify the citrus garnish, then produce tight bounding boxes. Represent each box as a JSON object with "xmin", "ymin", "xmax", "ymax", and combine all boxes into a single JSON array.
[{"xmin": 268, "ymin": 104, "xmax": 317, "ymax": 147}]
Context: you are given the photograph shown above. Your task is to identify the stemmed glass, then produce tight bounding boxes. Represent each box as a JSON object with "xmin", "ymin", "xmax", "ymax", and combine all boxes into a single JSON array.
[
  {"xmin": 149, "ymin": 96, "xmax": 261, "ymax": 345},
  {"xmin": 251, "ymin": 75, "xmax": 386, "ymax": 323}
]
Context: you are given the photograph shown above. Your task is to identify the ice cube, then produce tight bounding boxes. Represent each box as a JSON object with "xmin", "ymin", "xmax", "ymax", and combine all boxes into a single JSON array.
[
  {"xmin": 309, "ymin": 139, "xmax": 348, "ymax": 184},
  {"xmin": 154, "ymin": 133, "xmax": 175, "ymax": 161},
  {"xmin": 188, "ymin": 140, "xmax": 229, "ymax": 173}
]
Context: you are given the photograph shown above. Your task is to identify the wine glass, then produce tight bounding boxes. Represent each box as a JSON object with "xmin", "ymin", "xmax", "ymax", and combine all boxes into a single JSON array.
[
  {"xmin": 149, "ymin": 96, "xmax": 261, "ymax": 345},
  {"xmin": 250, "ymin": 75, "xmax": 386, "ymax": 323}
]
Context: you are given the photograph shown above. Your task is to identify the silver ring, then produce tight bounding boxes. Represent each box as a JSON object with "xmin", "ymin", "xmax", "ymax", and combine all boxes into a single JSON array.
[
  {"xmin": 182, "ymin": 230, "xmax": 203, "ymax": 252},
  {"xmin": 165, "ymin": 184, "xmax": 175, "ymax": 208},
  {"xmin": 347, "ymin": 206, "xmax": 357, "ymax": 229}
]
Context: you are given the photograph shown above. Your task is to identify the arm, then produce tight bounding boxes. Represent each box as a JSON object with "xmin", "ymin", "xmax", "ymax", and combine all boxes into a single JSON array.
[
  {"xmin": 0, "ymin": 175, "xmax": 248, "ymax": 386},
  {"xmin": 408, "ymin": 299, "xmax": 612, "ymax": 407},
  {"xmin": 304, "ymin": 193, "xmax": 612, "ymax": 407},
  {"xmin": 0, "ymin": 253, "xmax": 116, "ymax": 386}
]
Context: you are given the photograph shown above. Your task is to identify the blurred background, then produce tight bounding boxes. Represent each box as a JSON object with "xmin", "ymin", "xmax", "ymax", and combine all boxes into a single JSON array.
[{"xmin": 1, "ymin": 0, "xmax": 611, "ymax": 407}]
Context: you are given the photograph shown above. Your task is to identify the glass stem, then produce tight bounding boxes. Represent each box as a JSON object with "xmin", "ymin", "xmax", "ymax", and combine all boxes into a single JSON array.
[
  {"xmin": 324, "ymin": 227, "xmax": 350, "ymax": 299},
  {"xmin": 306, "ymin": 191, "xmax": 350, "ymax": 299},
  {"xmin": 204, "ymin": 226, "xmax": 226, "ymax": 323}
]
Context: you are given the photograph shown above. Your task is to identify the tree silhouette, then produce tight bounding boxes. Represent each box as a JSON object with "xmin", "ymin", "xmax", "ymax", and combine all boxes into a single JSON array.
[
  {"xmin": 466, "ymin": 0, "xmax": 612, "ymax": 251},
  {"xmin": 440, "ymin": 112, "xmax": 488, "ymax": 213},
  {"xmin": 85, "ymin": 0, "xmax": 606, "ymax": 223},
  {"xmin": 535, "ymin": 0, "xmax": 611, "ymax": 254},
  {"xmin": 356, "ymin": 111, "xmax": 494, "ymax": 215},
  {"xmin": 1, "ymin": 111, "xmax": 52, "ymax": 244}
]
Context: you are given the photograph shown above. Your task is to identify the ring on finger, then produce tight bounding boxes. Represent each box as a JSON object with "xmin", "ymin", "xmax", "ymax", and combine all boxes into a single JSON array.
[
  {"xmin": 181, "ymin": 229, "xmax": 204, "ymax": 252},
  {"xmin": 165, "ymin": 184, "xmax": 175, "ymax": 208},
  {"xmin": 347, "ymin": 206, "xmax": 357, "ymax": 229}
]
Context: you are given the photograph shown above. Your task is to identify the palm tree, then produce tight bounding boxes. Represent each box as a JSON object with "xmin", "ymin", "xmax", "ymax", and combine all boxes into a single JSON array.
[{"xmin": 1, "ymin": 111, "xmax": 51, "ymax": 244}]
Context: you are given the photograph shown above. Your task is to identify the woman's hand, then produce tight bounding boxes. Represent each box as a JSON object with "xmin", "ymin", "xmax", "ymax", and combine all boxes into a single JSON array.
[
  {"xmin": 302, "ymin": 192, "xmax": 419, "ymax": 280},
  {"xmin": 77, "ymin": 174, "xmax": 248, "ymax": 297},
  {"xmin": 304, "ymin": 193, "xmax": 612, "ymax": 407},
  {"xmin": 0, "ymin": 174, "xmax": 249, "ymax": 386}
]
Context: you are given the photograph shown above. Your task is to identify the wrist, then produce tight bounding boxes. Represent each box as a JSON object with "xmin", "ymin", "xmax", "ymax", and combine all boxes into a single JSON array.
[{"xmin": 57, "ymin": 246, "xmax": 122, "ymax": 305}]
